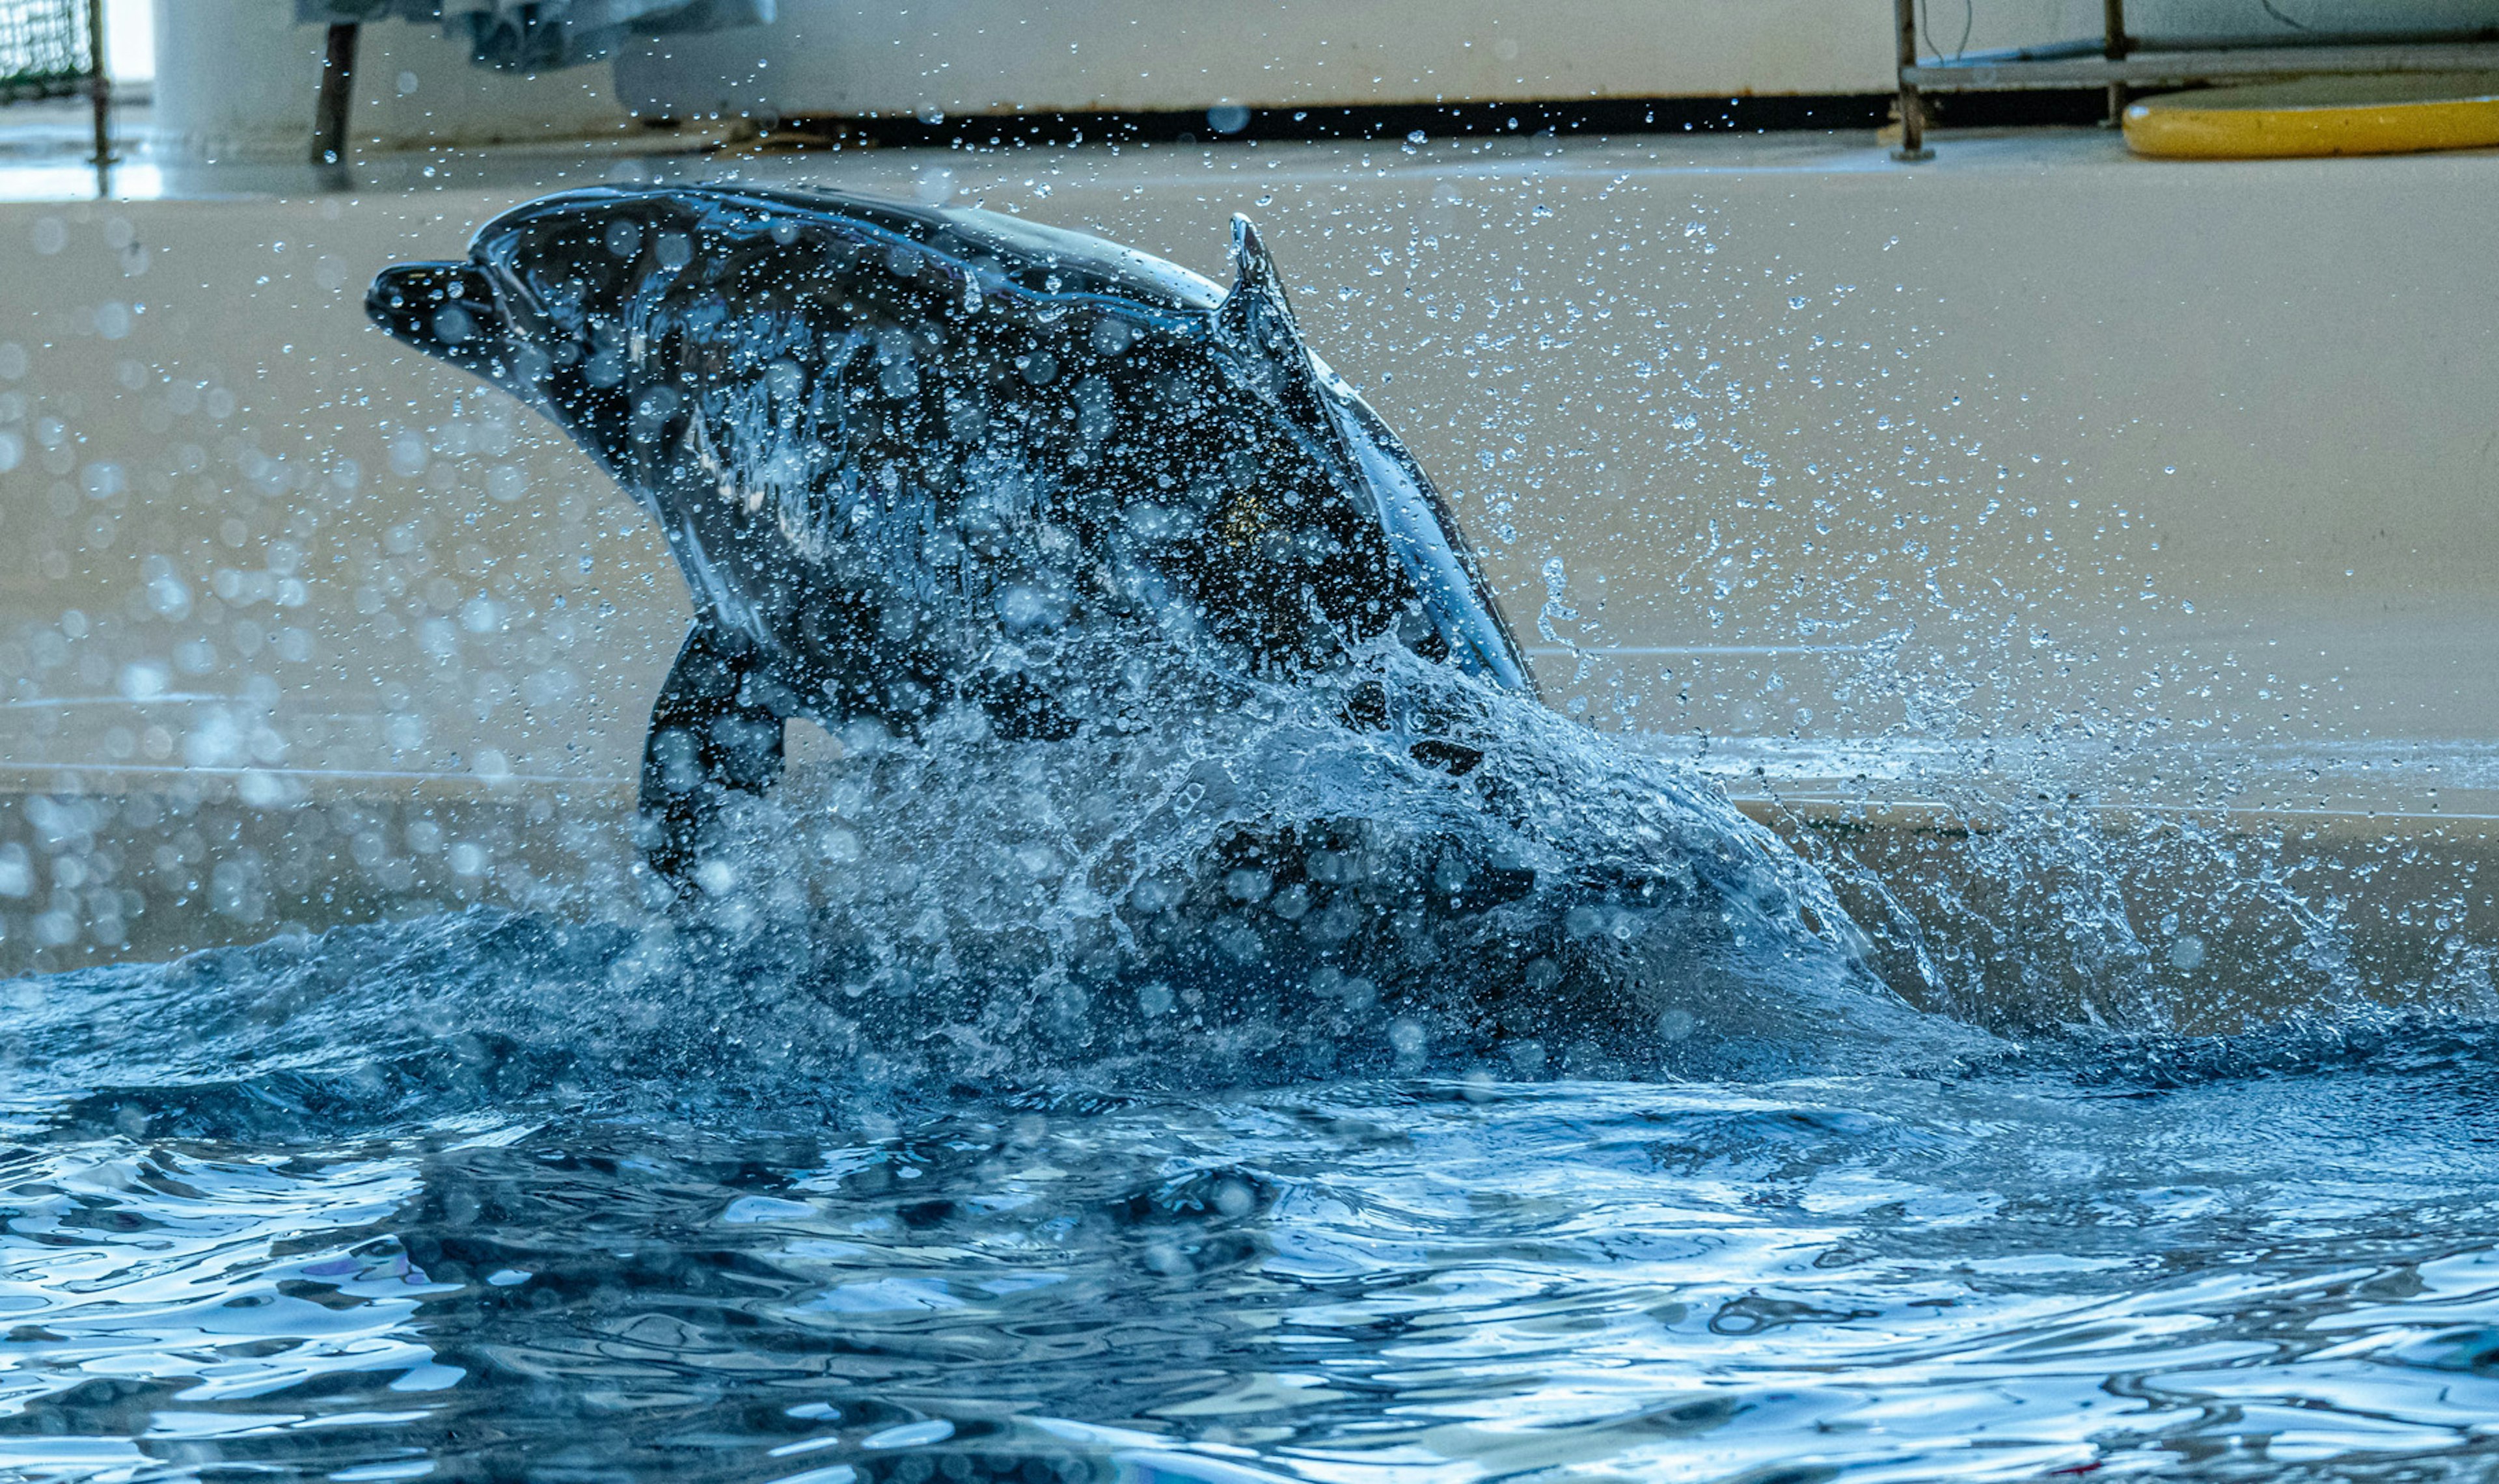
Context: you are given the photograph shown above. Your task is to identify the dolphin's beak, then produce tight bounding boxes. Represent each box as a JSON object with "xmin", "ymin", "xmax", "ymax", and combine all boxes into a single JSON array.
[{"xmin": 367, "ymin": 261, "xmax": 506, "ymax": 369}]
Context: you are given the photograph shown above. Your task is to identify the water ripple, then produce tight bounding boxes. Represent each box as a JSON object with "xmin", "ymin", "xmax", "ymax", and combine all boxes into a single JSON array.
[{"xmin": 1, "ymin": 1057, "xmax": 2493, "ymax": 1479}]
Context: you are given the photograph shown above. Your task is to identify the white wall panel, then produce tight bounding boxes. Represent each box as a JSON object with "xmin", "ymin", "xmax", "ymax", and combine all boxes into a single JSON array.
[
  {"xmin": 612, "ymin": 0, "xmax": 1902, "ymax": 119},
  {"xmin": 152, "ymin": 3, "xmax": 624, "ymax": 161}
]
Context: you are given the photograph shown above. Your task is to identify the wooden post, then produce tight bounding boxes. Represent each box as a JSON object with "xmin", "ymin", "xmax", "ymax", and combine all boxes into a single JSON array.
[
  {"xmin": 1892, "ymin": 0, "xmax": 1932, "ymax": 161},
  {"xmin": 312, "ymin": 22, "xmax": 361, "ymax": 167},
  {"xmin": 85, "ymin": 0, "xmax": 111, "ymax": 168},
  {"xmin": 2104, "ymin": 0, "xmax": 2131, "ymax": 124}
]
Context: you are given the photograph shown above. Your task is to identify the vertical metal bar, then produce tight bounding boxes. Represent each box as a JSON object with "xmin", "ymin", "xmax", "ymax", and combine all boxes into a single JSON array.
[
  {"xmin": 85, "ymin": 0, "xmax": 111, "ymax": 172},
  {"xmin": 2104, "ymin": 0, "xmax": 2131, "ymax": 124},
  {"xmin": 312, "ymin": 23, "xmax": 361, "ymax": 167},
  {"xmin": 1892, "ymin": 0, "xmax": 1932, "ymax": 161}
]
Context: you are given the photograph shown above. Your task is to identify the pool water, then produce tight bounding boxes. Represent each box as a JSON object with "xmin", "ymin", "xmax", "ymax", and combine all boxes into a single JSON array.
[
  {"xmin": 4, "ymin": 651, "xmax": 2495, "ymax": 1484},
  {"xmin": 7, "ymin": 906, "xmax": 2499, "ymax": 1483}
]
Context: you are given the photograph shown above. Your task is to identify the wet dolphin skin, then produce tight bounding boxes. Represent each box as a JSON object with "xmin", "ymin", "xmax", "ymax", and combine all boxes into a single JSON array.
[{"xmin": 370, "ymin": 185, "xmax": 1531, "ymax": 878}]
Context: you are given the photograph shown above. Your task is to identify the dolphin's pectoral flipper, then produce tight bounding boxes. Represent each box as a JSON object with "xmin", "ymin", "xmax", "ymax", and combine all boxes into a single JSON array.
[{"xmin": 637, "ymin": 623, "xmax": 788, "ymax": 884}]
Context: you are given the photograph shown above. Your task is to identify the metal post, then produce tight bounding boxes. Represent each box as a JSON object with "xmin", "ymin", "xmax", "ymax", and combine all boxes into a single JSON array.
[
  {"xmin": 1892, "ymin": 0, "xmax": 1932, "ymax": 161},
  {"xmin": 84, "ymin": 0, "xmax": 111, "ymax": 171},
  {"xmin": 312, "ymin": 23, "xmax": 361, "ymax": 167},
  {"xmin": 2103, "ymin": 0, "xmax": 2131, "ymax": 124}
]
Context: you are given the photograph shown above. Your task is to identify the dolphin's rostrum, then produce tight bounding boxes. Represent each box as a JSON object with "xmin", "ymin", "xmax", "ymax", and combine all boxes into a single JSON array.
[{"xmin": 370, "ymin": 185, "xmax": 1531, "ymax": 882}]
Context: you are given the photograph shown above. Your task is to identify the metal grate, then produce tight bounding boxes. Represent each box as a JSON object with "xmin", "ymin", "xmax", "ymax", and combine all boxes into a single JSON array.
[{"xmin": 0, "ymin": 0, "xmax": 92, "ymax": 103}]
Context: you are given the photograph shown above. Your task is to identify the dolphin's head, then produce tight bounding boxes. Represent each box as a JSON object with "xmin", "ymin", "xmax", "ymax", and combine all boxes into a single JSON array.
[
  {"xmin": 369, "ymin": 183, "xmax": 1244, "ymax": 512},
  {"xmin": 368, "ymin": 189, "xmax": 717, "ymax": 485}
]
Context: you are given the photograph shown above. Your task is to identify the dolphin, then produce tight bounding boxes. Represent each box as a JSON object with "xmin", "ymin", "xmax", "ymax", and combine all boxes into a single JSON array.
[{"xmin": 370, "ymin": 184, "xmax": 1533, "ymax": 882}]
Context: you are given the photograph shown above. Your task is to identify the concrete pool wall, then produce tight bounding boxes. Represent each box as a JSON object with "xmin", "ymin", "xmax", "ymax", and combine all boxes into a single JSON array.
[{"xmin": 2, "ymin": 128, "xmax": 2494, "ymax": 980}]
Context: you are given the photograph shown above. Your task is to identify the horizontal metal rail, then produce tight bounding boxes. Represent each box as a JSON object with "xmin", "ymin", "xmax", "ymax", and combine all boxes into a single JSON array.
[{"xmin": 1907, "ymin": 40, "xmax": 2499, "ymax": 90}]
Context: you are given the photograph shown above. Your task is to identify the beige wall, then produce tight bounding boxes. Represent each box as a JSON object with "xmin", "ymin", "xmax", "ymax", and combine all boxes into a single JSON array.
[
  {"xmin": 611, "ymin": 0, "xmax": 1901, "ymax": 119},
  {"xmin": 152, "ymin": 2, "xmax": 629, "ymax": 161},
  {"xmin": 8, "ymin": 133, "xmax": 2498, "ymax": 781},
  {"xmin": 2, "ymin": 129, "xmax": 2496, "ymax": 965},
  {"xmin": 147, "ymin": 0, "xmax": 1910, "ymax": 165},
  {"xmin": 610, "ymin": 0, "xmax": 2499, "ymax": 120},
  {"xmin": 140, "ymin": 0, "xmax": 2499, "ymax": 165},
  {"xmin": 144, "ymin": 0, "xmax": 1904, "ymax": 167}
]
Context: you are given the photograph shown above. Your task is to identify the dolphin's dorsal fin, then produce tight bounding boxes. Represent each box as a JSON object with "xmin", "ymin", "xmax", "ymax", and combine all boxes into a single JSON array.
[
  {"xmin": 1215, "ymin": 214, "xmax": 1384, "ymax": 513},
  {"xmin": 1223, "ymin": 217, "xmax": 1290, "ymax": 325},
  {"xmin": 1217, "ymin": 215, "xmax": 1306, "ymax": 368},
  {"xmin": 1219, "ymin": 213, "xmax": 1340, "ymax": 436}
]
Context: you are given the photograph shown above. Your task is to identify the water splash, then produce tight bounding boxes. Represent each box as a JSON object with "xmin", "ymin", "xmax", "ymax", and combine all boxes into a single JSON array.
[{"xmin": 5, "ymin": 642, "xmax": 2004, "ymax": 1146}]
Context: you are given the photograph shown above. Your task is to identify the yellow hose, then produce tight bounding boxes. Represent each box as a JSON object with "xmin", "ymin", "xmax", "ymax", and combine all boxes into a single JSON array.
[{"xmin": 2123, "ymin": 72, "xmax": 2499, "ymax": 159}]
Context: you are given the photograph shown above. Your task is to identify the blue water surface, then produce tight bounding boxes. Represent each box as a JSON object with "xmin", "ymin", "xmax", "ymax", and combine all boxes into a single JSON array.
[{"xmin": 5, "ymin": 901, "xmax": 2499, "ymax": 1483}]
